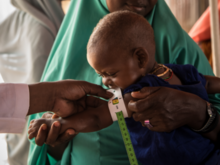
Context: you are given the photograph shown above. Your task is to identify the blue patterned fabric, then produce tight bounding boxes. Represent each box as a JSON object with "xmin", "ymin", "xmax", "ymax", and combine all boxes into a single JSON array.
[{"xmin": 124, "ymin": 64, "xmax": 220, "ymax": 165}]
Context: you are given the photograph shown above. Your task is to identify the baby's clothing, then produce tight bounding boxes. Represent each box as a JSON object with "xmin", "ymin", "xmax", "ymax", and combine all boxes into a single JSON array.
[{"xmin": 124, "ymin": 64, "xmax": 220, "ymax": 165}]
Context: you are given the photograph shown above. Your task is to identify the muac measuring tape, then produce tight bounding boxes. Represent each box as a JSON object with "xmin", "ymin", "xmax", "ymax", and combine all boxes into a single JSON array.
[{"xmin": 108, "ymin": 88, "xmax": 138, "ymax": 165}]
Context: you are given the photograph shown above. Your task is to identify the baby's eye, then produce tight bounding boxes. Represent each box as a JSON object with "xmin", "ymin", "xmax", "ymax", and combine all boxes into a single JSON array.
[{"xmin": 108, "ymin": 73, "xmax": 117, "ymax": 77}]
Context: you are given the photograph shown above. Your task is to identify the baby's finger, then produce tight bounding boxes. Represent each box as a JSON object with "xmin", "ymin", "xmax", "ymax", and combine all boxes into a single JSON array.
[
  {"xmin": 35, "ymin": 124, "xmax": 48, "ymax": 146},
  {"xmin": 28, "ymin": 132, "xmax": 37, "ymax": 140},
  {"xmin": 28, "ymin": 128, "xmax": 34, "ymax": 134},
  {"xmin": 28, "ymin": 127, "xmax": 38, "ymax": 138},
  {"xmin": 45, "ymin": 121, "xmax": 61, "ymax": 146},
  {"xmin": 29, "ymin": 120, "xmax": 35, "ymax": 128},
  {"xmin": 30, "ymin": 120, "xmax": 35, "ymax": 124},
  {"xmin": 29, "ymin": 124, "xmax": 33, "ymax": 129}
]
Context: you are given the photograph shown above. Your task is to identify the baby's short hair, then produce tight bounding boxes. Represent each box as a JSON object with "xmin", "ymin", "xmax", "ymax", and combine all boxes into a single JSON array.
[{"xmin": 87, "ymin": 10, "xmax": 155, "ymax": 56}]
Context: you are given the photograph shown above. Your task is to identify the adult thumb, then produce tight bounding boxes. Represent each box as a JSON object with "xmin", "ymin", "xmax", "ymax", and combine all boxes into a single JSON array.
[
  {"xmin": 78, "ymin": 82, "xmax": 113, "ymax": 99},
  {"xmin": 131, "ymin": 87, "xmax": 161, "ymax": 99}
]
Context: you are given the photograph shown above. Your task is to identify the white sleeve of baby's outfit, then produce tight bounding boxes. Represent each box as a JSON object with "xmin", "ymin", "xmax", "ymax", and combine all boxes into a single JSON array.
[{"xmin": 0, "ymin": 83, "xmax": 29, "ymax": 133}]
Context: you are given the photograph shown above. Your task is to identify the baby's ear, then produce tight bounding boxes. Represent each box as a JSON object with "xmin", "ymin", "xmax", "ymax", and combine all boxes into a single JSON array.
[{"xmin": 133, "ymin": 47, "xmax": 149, "ymax": 68}]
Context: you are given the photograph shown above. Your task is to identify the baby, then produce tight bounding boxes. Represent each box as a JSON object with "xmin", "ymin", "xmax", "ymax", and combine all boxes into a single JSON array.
[{"xmin": 29, "ymin": 11, "xmax": 220, "ymax": 164}]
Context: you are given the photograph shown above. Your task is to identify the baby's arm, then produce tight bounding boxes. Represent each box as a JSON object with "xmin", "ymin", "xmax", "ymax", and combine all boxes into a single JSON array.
[
  {"xmin": 204, "ymin": 75, "xmax": 220, "ymax": 94},
  {"xmin": 28, "ymin": 100, "xmax": 113, "ymax": 139}
]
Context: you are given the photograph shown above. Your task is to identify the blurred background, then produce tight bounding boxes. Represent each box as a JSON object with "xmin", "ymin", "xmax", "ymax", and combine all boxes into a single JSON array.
[
  {"xmin": 0, "ymin": 0, "xmax": 216, "ymax": 164},
  {"xmin": 165, "ymin": 0, "xmax": 209, "ymax": 32},
  {"xmin": 0, "ymin": 1, "xmax": 16, "ymax": 165}
]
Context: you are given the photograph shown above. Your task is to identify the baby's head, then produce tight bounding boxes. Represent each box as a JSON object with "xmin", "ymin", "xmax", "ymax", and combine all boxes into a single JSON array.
[{"xmin": 87, "ymin": 11, "xmax": 156, "ymax": 90}]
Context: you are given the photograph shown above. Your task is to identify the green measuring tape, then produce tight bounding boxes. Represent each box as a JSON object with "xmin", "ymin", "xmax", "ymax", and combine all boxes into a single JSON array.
[{"xmin": 116, "ymin": 111, "xmax": 139, "ymax": 165}]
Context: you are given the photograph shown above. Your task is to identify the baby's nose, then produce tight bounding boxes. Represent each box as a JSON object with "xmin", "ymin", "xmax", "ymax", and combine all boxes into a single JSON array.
[{"xmin": 102, "ymin": 77, "xmax": 115, "ymax": 88}]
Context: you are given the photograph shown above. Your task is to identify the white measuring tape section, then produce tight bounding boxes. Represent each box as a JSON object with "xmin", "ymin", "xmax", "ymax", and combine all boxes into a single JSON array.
[{"xmin": 108, "ymin": 88, "xmax": 128, "ymax": 121}]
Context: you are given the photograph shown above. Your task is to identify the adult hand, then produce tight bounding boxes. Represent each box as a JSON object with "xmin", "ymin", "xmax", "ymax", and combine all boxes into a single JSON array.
[
  {"xmin": 27, "ymin": 80, "xmax": 113, "ymax": 117},
  {"xmin": 30, "ymin": 112, "xmax": 76, "ymax": 147},
  {"xmin": 125, "ymin": 87, "xmax": 207, "ymax": 132},
  {"xmin": 30, "ymin": 95, "xmax": 111, "ymax": 147}
]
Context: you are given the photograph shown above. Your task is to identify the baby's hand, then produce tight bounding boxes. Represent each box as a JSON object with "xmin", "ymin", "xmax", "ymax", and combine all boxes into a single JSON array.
[{"xmin": 28, "ymin": 118, "xmax": 61, "ymax": 140}]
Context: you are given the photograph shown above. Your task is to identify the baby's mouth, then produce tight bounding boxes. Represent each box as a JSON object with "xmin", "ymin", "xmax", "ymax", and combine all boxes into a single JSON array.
[{"xmin": 108, "ymin": 85, "xmax": 118, "ymax": 89}]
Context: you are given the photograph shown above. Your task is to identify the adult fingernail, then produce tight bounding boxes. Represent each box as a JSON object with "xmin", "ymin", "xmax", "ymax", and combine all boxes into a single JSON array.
[
  {"xmin": 131, "ymin": 91, "xmax": 141, "ymax": 96},
  {"xmin": 54, "ymin": 121, "xmax": 60, "ymax": 127},
  {"xmin": 42, "ymin": 124, "xmax": 47, "ymax": 130},
  {"xmin": 140, "ymin": 88, "xmax": 147, "ymax": 92},
  {"xmin": 52, "ymin": 114, "xmax": 60, "ymax": 119},
  {"xmin": 68, "ymin": 130, "xmax": 75, "ymax": 135}
]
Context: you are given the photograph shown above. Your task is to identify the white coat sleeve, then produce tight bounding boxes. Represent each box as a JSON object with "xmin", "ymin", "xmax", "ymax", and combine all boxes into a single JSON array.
[{"xmin": 0, "ymin": 84, "xmax": 29, "ymax": 133}]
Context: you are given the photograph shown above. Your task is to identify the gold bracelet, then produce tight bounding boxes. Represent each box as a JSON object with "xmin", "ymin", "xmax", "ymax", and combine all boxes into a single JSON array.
[{"xmin": 150, "ymin": 64, "xmax": 171, "ymax": 77}]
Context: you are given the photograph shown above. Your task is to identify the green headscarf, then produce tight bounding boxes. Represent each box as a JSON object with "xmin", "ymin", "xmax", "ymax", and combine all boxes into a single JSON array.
[{"xmin": 28, "ymin": 0, "xmax": 220, "ymax": 165}]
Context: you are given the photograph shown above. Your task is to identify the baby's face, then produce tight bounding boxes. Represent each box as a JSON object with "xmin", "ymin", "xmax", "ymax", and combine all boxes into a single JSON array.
[{"xmin": 88, "ymin": 47, "xmax": 142, "ymax": 90}]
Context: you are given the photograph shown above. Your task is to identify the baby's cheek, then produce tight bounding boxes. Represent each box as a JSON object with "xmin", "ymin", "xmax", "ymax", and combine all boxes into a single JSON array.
[
  {"xmin": 117, "ymin": 71, "xmax": 141, "ymax": 89},
  {"xmin": 114, "ymin": 76, "xmax": 131, "ymax": 90}
]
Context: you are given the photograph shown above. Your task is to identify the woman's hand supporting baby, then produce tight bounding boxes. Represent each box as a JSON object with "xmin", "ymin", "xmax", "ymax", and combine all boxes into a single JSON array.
[
  {"xmin": 127, "ymin": 86, "xmax": 220, "ymax": 142},
  {"xmin": 127, "ymin": 87, "xmax": 207, "ymax": 131}
]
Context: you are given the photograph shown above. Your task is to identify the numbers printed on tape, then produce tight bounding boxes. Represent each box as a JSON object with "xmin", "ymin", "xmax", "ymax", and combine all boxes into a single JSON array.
[{"xmin": 116, "ymin": 111, "xmax": 139, "ymax": 165}]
